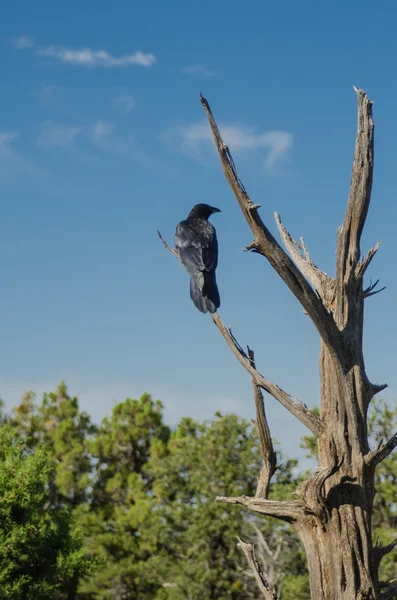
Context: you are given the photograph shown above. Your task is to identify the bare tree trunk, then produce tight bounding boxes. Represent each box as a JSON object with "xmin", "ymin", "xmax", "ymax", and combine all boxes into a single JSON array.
[{"xmin": 159, "ymin": 88, "xmax": 397, "ymax": 600}]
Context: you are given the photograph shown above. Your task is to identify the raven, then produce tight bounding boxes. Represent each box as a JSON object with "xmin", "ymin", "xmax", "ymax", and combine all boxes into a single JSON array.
[{"xmin": 175, "ymin": 203, "xmax": 221, "ymax": 314}]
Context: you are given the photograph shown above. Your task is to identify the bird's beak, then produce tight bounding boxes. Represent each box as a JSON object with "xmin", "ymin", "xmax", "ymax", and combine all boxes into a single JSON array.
[{"xmin": 211, "ymin": 207, "xmax": 221, "ymax": 213}]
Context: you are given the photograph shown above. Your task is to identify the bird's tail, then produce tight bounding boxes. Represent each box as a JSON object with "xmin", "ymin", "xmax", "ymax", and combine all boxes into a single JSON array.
[
  {"xmin": 203, "ymin": 271, "xmax": 220, "ymax": 313},
  {"xmin": 189, "ymin": 273, "xmax": 220, "ymax": 314},
  {"xmin": 190, "ymin": 277, "xmax": 208, "ymax": 313}
]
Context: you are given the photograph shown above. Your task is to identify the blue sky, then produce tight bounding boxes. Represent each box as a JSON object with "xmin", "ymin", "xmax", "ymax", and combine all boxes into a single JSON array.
[{"xmin": 1, "ymin": 0, "xmax": 397, "ymax": 466}]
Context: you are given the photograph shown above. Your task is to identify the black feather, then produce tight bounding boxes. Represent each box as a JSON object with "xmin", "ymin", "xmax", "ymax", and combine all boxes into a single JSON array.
[{"xmin": 175, "ymin": 204, "xmax": 221, "ymax": 314}]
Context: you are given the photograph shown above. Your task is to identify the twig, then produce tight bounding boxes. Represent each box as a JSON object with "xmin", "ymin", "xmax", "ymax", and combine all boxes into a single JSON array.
[
  {"xmin": 274, "ymin": 213, "xmax": 333, "ymax": 306},
  {"xmin": 356, "ymin": 241, "xmax": 382, "ymax": 280},
  {"xmin": 248, "ymin": 347, "xmax": 277, "ymax": 498},
  {"xmin": 364, "ymin": 432, "xmax": 397, "ymax": 467},
  {"xmin": 237, "ymin": 539, "xmax": 278, "ymax": 600}
]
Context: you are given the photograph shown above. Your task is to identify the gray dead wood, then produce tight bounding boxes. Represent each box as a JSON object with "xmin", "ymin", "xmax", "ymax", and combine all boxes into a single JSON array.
[{"xmin": 160, "ymin": 87, "xmax": 395, "ymax": 600}]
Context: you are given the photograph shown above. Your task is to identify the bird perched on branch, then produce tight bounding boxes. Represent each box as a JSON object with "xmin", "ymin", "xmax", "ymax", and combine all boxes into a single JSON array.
[{"xmin": 175, "ymin": 203, "xmax": 221, "ymax": 314}]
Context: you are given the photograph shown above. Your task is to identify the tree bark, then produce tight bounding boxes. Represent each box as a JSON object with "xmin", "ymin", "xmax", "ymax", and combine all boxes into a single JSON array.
[{"xmin": 160, "ymin": 87, "xmax": 396, "ymax": 599}]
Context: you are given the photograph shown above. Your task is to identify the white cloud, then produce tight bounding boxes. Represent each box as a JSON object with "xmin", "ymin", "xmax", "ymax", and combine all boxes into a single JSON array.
[
  {"xmin": 181, "ymin": 65, "xmax": 216, "ymax": 77},
  {"xmin": 0, "ymin": 131, "xmax": 19, "ymax": 156},
  {"xmin": 37, "ymin": 121, "xmax": 82, "ymax": 149},
  {"xmin": 115, "ymin": 95, "xmax": 135, "ymax": 114},
  {"xmin": 173, "ymin": 120, "xmax": 293, "ymax": 173},
  {"xmin": 12, "ymin": 35, "xmax": 35, "ymax": 49},
  {"xmin": 92, "ymin": 121, "xmax": 115, "ymax": 139},
  {"xmin": 39, "ymin": 83, "xmax": 62, "ymax": 104},
  {"xmin": 37, "ymin": 45, "xmax": 156, "ymax": 68}
]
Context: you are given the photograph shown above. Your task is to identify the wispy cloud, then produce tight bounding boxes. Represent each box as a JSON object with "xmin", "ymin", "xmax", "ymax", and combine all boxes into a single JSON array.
[
  {"xmin": 12, "ymin": 35, "xmax": 156, "ymax": 68},
  {"xmin": 91, "ymin": 121, "xmax": 115, "ymax": 140},
  {"xmin": 0, "ymin": 131, "xmax": 20, "ymax": 157},
  {"xmin": 37, "ymin": 121, "xmax": 82, "ymax": 149},
  {"xmin": 181, "ymin": 65, "xmax": 216, "ymax": 77},
  {"xmin": 12, "ymin": 35, "xmax": 35, "ymax": 49},
  {"xmin": 37, "ymin": 46, "xmax": 156, "ymax": 68},
  {"xmin": 0, "ymin": 130, "xmax": 51, "ymax": 182},
  {"xmin": 170, "ymin": 120, "xmax": 293, "ymax": 173},
  {"xmin": 115, "ymin": 95, "xmax": 135, "ymax": 114},
  {"xmin": 39, "ymin": 83, "xmax": 62, "ymax": 104}
]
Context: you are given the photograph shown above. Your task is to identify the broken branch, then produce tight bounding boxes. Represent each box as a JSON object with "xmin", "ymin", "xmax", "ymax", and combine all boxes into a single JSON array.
[
  {"xmin": 237, "ymin": 539, "xmax": 278, "ymax": 600},
  {"xmin": 248, "ymin": 347, "xmax": 277, "ymax": 498},
  {"xmin": 274, "ymin": 213, "xmax": 333, "ymax": 305},
  {"xmin": 356, "ymin": 241, "xmax": 382, "ymax": 280},
  {"xmin": 216, "ymin": 494, "xmax": 305, "ymax": 522},
  {"xmin": 364, "ymin": 432, "xmax": 397, "ymax": 467}
]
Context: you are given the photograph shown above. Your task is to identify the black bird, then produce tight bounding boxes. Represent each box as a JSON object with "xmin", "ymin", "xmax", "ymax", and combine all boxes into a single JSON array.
[{"xmin": 175, "ymin": 203, "xmax": 221, "ymax": 314}]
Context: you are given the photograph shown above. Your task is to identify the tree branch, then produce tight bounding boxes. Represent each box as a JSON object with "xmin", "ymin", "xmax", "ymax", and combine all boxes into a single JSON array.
[
  {"xmin": 364, "ymin": 432, "xmax": 397, "ymax": 467},
  {"xmin": 237, "ymin": 539, "xmax": 279, "ymax": 600},
  {"xmin": 363, "ymin": 278, "xmax": 386, "ymax": 299},
  {"xmin": 157, "ymin": 230, "xmax": 178, "ymax": 258},
  {"xmin": 216, "ymin": 494, "xmax": 305, "ymax": 522},
  {"xmin": 335, "ymin": 87, "xmax": 374, "ymax": 328},
  {"xmin": 157, "ymin": 231, "xmax": 324, "ymax": 436},
  {"xmin": 212, "ymin": 313, "xmax": 324, "ymax": 436},
  {"xmin": 374, "ymin": 537, "xmax": 397, "ymax": 569},
  {"xmin": 274, "ymin": 213, "xmax": 334, "ymax": 307},
  {"xmin": 355, "ymin": 241, "xmax": 382, "ymax": 280},
  {"xmin": 248, "ymin": 347, "xmax": 278, "ymax": 499},
  {"xmin": 380, "ymin": 580, "xmax": 397, "ymax": 600},
  {"xmin": 200, "ymin": 93, "xmax": 342, "ymax": 360}
]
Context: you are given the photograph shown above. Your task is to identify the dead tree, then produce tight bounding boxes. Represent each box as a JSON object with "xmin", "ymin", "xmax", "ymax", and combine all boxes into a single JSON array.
[{"xmin": 159, "ymin": 88, "xmax": 397, "ymax": 600}]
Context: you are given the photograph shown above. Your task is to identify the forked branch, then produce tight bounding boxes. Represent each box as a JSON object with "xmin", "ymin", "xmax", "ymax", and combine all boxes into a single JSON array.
[
  {"xmin": 363, "ymin": 279, "xmax": 386, "ymax": 299},
  {"xmin": 374, "ymin": 537, "xmax": 397, "ymax": 570},
  {"xmin": 364, "ymin": 432, "xmax": 397, "ymax": 467},
  {"xmin": 157, "ymin": 231, "xmax": 324, "ymax": 437},
  {"xmin": 237, "ymin": 539, "xmax": 278, "ymax": 600},
  {"xmin": 274, "ymin": 213, "xmax": 334, "ymax": 307},
  {"xmin": 200, "ymin": 93, "xmax": 342, "ymax": 360}
]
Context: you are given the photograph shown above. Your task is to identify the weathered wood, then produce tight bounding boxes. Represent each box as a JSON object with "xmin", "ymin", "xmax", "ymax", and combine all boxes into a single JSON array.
[
  {"xmin": 157, "ymin": 232, "xmax": 324, "ymax": 436},
  {"xmin": 237, "ymin": 539, "xmax": 279, "ymax": 599},
  {"xmin": 200, "ymin": 88, "xmax": 388, "ymax": 600},
  {"xmin": 160, "ymin": 87, "xmax": 394, "ymax": 600},
  {"xmin": 248, "ymin": 347, "xmax": 278, "ymax": 499},
  {"xmin": 200, "ymin": 93, "xmax": 345, "ymax": 366},
  {"xmin": 215, "ymin": 495, "xmax": 305, "ymax": 522}
]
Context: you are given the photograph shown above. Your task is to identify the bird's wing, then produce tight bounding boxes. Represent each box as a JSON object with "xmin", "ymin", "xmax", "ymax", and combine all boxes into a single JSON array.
[{"xmin": 175, "ymin": 221, "xmax": 218, "ymax": 283}]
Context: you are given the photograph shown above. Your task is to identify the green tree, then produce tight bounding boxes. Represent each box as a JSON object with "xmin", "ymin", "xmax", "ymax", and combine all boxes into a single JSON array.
[
  {"xmin": 10, "ymin": 383, "xmax": 96, "ymax": 508},
  {"xmin": 149, "ymin": 414, "xmax": 308, "ymax": 600},
  {"xmin": 77, "ymin": 393, "xmax": 171, "ymax": 599},
  {"xmin": 368, "ymin": 399, "xmax": 397, "ymax": 583},
  {"xmin": 78, "ymin": 396, "xmax": 308, "ymax": 600},
  {"xmin": 0, "ymin": 427, "xmax": 96, "ymax": 599}
]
